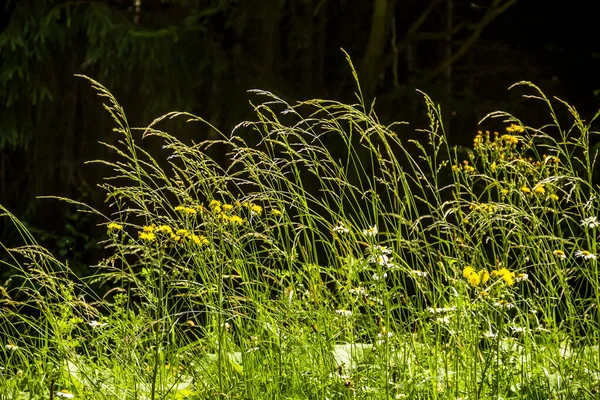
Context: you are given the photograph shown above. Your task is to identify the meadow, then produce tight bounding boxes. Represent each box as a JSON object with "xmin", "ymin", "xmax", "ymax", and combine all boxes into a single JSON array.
[{"xmin": 2, "ymin": 59, "xmax": 600, "ymax": 399}]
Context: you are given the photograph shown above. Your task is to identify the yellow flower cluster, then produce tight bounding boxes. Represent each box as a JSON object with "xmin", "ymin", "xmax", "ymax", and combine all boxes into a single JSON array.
[
  {"xmin": 463, "ymin": 266, "xmax": 518, "ymax": 287},
  {"xmin": 490, "ymin": 268, "xmax": 515, "ymax": 286},
  {"xmin": 174, "ymin": 205, "xmax": 197, "ymax": 215},
  {"xmin": 462, "ymin": 266, "xmax": 490, "ymax": 287},
  {"xmin": 452, "ymin": 159, "xmax": 476, "ymax": 174},
  {"xmin": 137, "ymin": 224, "xmax": 209, "ymax": 246},
  {"xmin": 107, "ymin": 222, "xmax": 123, "ymax": 231},
  {"xmin": 505, "ymin": 123, "xmax": 525, "ymax": 133}
]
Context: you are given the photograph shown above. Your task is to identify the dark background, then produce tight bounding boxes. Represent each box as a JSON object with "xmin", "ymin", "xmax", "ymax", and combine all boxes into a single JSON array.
[{"xmin": 1, "ymin": 0, "xmax": 599, "ymax": 272}]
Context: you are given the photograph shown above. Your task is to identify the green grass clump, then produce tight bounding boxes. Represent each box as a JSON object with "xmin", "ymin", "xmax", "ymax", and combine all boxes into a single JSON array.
[{"xmin": 2, "ymin": 63, "xmax": 600, "ymax": 399}]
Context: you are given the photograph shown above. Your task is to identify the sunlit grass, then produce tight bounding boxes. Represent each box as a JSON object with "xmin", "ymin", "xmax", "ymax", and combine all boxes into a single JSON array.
[{"xmin": 2, "ymin": 60, "xmax": 600, "ymax": 399}]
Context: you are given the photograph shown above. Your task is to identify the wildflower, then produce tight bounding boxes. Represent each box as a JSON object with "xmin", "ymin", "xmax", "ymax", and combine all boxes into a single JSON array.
[
  {"xmin": 490, "ymin": 161, "xmax": 496, "ymax": 173},
  {"xmin": 335, "ymin": 309, "xmax": 353, "ymax": 317},
  {"xmin": 372, "ymin": 272, "xmax": 387, "ymax": 281},
  {"xmin": 363, "ymin": 225, "xmax": 378, "ymax": 237},
  {"xmin": 516, "ymin": 273, "xmax": 529, "ymax": 282},
  {"xmin": 495, "ymin": 268, "xmax": 515, "ymax": 286},
  {"xmin": 553, "ymin": 249, "xmax": 566, "ymax": 260},
  {"xmin": 349, "ymin": 287, "xmax": 366, "ymax": 296},
  {"xmin": 375, "ymin": 254, "xmax": 391, "ymax": 267},
  {"xmin": 5, "ymin": 344, "xmax": 18, "ymax": 351},
  {"xmin": 462, "ymin": 266, "xmax": 476, "ymax": 279},
  {"xmin": 176, "ymin": 229, "xmax": 189, "ymax": 237},
  {"xmin": 377, "ymin": 330, "xmax": 394, "ymax": 339},
  {"xmin": 427, "ymin": 306, "xmax": 457, "ymax": 314},
  {"xmin": 411, "ymin": 270, "xmax": 428, "ymax": 277},
  {"xmin": 191, "ymin": 234, "xmax": 209, "ymax": 246},
  {"xmin": 534, "ymin": 185, "xmax": 545, "ymax": 195},
  {"xmin": 222, "ymin": 204, "xmax": 234, "ymax": 212},
  {"xmin": 271, "ymin": 208, "xmax": 282, "ymax": 216},
  {"xmin": 229, "ymin": 215, "xmax": 244, "ymax": 225},
  {"xmin": 88, "ymin": 320, "xmax": 107, "ymax": 328},
  {"xmin": 56, "ymin": 390, "xmax": 75, "ymax": 399},
  {"xmin": 520, "ymin": 185, "xmax": 531, "ymax": 194},
  {"xmin": 250, "ymin": 204, "xmax": 263, "ymax": 215},
  {"xmin": 581, "ymin": 216, "xmax": 600, "ymax": 229},
  {"xmin": 107, "ymin": 222, "xmax": 123, "ymax": 231},
  {"xmin": 372, "ymin": 245, "xmax": 392, "ymax": 255},
  {"xmin": 175, "ymin": 206, "xmax": 197, "ymax": 215},
  {"xmin": 510, "ymin": 326, "xmax": 527, "ymax": 334},
  {"xmin": 494, "ymin": 300, "xmax": 514, "ymax": 309},
  {"xmin": 142, "ymin": 225, "xmax": 155, "ymax": 233},
  {"xmin": 575, "ymin": 249, "xmax": 597, "ymax": 260},
  {"xmin": 479, "ymin": 269, "xmax": 490, "ymax": 284},
  {"xmin": 156, "ymin": 225, "xmax": 173, "ymax": 235},
  {"xmin": 506, "ymin": 124, "xmax": 524, "ymax": 134},
  {"xmin": 549, "ymin": 193, "xmax": 559, "ymax": 201},
  {"xmin": 333, "ymin": 223, "xmax": 350, "ymax": 234},
  {"xmin": 468, "ymin": 273, "xmax": 481, "ymax": 287},
  {"xmin": 139, "ymin": 231, "xmax": 156, "ymax": 242},
  {"xmin": 436, "ymin": 315, "xmax": 452, "ymax": 324},
  {"xmin": 209, "ymin": 200, "xmax": 222, "ymax": 209}
]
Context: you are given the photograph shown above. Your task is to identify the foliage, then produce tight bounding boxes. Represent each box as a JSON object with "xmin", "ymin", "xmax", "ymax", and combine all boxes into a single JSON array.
[{"xmin": 2, "ymin": 64, "xmax": 600, "ymax": 398}]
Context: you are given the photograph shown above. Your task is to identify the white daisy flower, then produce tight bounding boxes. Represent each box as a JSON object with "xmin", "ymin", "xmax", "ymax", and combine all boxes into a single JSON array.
[
  {"xmin": 88, "ymin": 320, "xmax": 107, "ymax": 328},
  {"xmin": 411, "ymin": 270, "xmax": 428, "ymax": 277},
  {"xmin": 335, "ymin": 309, "xmax": 353, "ymax": 317},
  {"xmin": 333, "ymin": 223, "xmax": 350, "ymax": 234},
  {"xmin": 575, "ymin": 249, "xmax": 597, "ymax": 260},
  {"xmin": 56, "ymin": 390, "xmax": 75, "ymax": 399},
  {"xmin": 363, "ymin": 225, "xmax": 378, "ymax": 237},
  {"xmin": 349, "ymin": 287, "xmax": 366, "ymax": 296},
  {"xmin": 580, "ymin": 216, "xmax": 600, "ymax": 229},
  {"xmin": 372, "ymin": 272, "xmax": 387, "ymax": 281},
  {"xmin": 371, "ymin": 245, "xmax": 392, "ymax": 254},
  {"xmin": 5, "ymin": 344, "xmax": 19, "ymax": 351}
]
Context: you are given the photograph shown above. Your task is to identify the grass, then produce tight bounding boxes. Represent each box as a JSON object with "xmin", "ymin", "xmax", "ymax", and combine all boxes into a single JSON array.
[{"xmin": 2, "ymin": 58, "xmax": 600, "ymax": 399}]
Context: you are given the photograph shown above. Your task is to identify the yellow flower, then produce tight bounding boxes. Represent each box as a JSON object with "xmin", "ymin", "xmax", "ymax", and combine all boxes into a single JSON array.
[
  {"xmin": 496, "ymin": 268, "xmax": 515, "ymax": 286},
  {"xmin": 271, "ymin": 208, "xmax": 282, "ymax": 216},
  {"xmin": 520, "ymin": 185, "xmax": 531, "ymax": 194},
  {"xmin": 506, "ymin": 124, "xmax": 524, "ymax": 134},
  {"xmin": 139, "ymin": 231, "xmax": 156, "ymax": 241},
  {"xmin": 175, "ymin": 205, "xmax": 197, "ymax": 215},
  {"xmin": 490, "ymin": 161, "xmax": 497, "ymax": 173},
  {"xmin": 107, "ymin": 222, "xmax": 123, "ymax": 231},
  {"xmin": 534, "ymin": 185, "xmax": 545, "ymax": 195},
  {"xmin": 209, "ymin": 200, "xmax": 222, "ymax": 209},
  {"xmin": 463, "ymin": 266, "xmax": 476, "ymax": 278},
  {"xmin": 222, "ymin": 204, "xmax": 234, "ymax": 212},
  {"xmin": 156, "ymin": 225, "xmax": 173, "ymax": 234},
  {"xmin": 501, "ymin": 134, "xmax": 519, "ymax": 145},
  {"xmin": 191, "ymin": 234, "xmax": 209, "ymax": 246},
  {"xmin": 468, "ymin": 273, "xmax": 481, "ymax": 287},
  {"xmin": 142, "ymin": 225, "xmax": 156, "ymax": 233},
  {"xmin": 229, "ymin": 215, "xmax": 244, "ymax": 225},
  {"xmin": 553, "ymin": 249, "xmax": 566, "ymax": 259},
  {"xmin": 176, "ymin": 229, "xmax": 190, "ymax": 237},
  {"xmin": 549, "ymin": 193, "xmax": 559, "ymax": 201},
  {"xmin": 220, "ymin": 213, "xmax": 230, "ymax": 223},
  {"xmin": 250, "ymin": 204, "xmax": 263, "ymax": 215},
  {"xmin": 479, "ymin": 269, "xmax": 490, "ymax": 284}
]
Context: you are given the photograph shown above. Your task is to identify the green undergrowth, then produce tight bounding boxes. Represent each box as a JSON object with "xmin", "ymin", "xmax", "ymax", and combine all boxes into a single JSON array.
[{"xmin": 2, "ymin": 58, "xmax": 600, "ymax": 399}]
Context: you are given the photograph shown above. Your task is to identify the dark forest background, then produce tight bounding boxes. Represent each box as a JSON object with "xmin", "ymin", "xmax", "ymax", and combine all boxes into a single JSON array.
[{"xmin": 2, "ymin": 0, "xmax": 600, "ymax": 274}]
